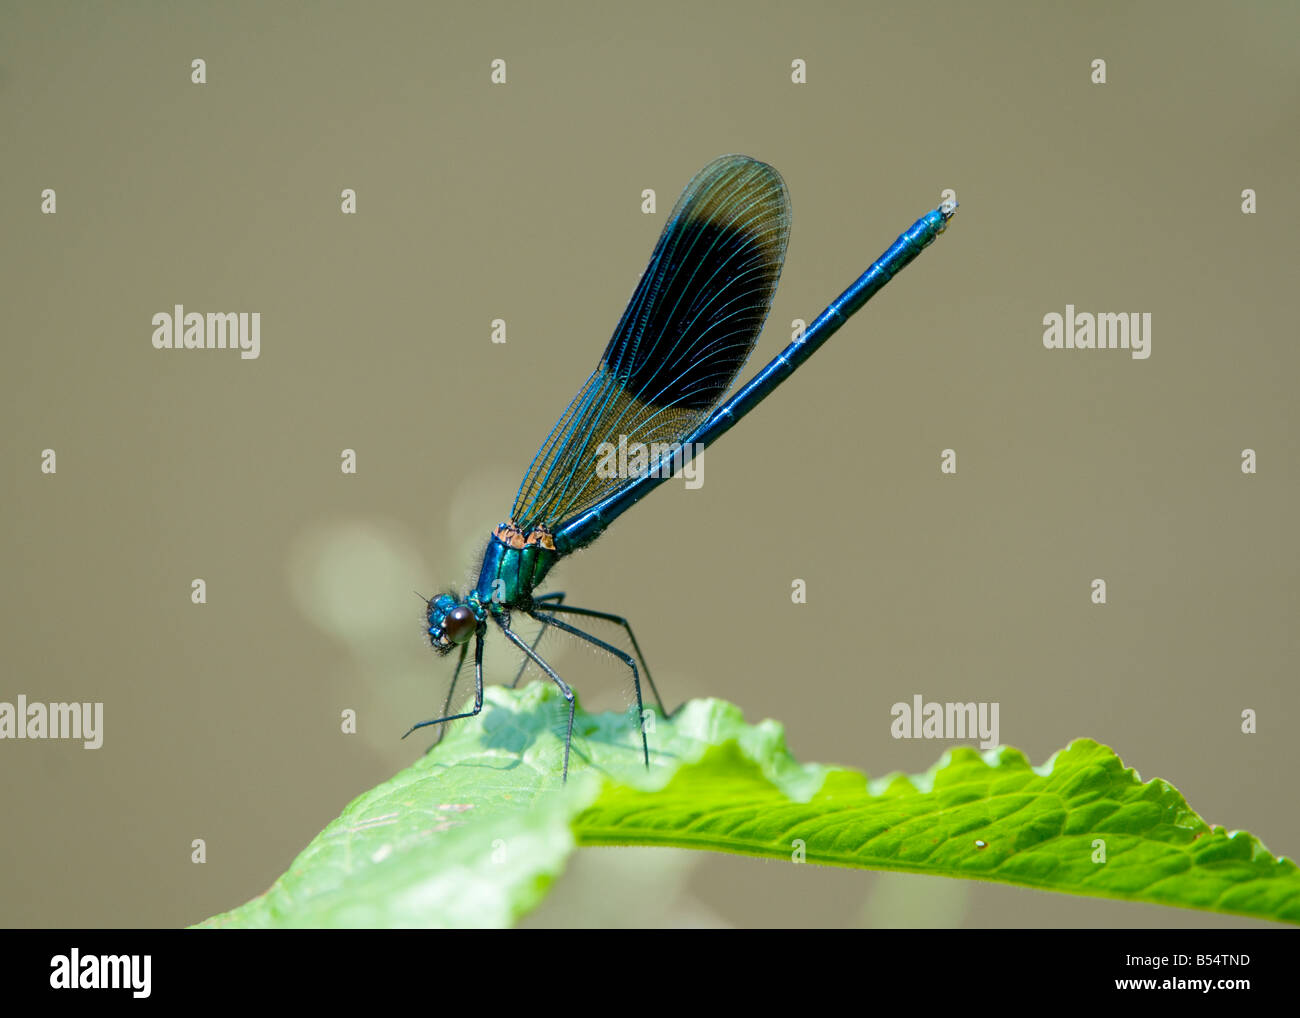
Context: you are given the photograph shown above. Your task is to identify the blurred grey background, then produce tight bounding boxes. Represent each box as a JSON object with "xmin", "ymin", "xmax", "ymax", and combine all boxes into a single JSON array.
[{"xmin": 2, "ymin": 1, "xmax": 1296, "ymax": 928}]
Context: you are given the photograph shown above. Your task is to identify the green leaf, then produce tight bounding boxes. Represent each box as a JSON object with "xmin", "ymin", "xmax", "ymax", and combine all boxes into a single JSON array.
[{"xmin": 195, "ymin": 683, "xmax": 1300, "ymax": 927}]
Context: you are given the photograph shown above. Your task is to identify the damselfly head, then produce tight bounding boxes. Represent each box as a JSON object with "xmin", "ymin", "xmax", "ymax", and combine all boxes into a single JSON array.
[{"xmin": 426, "ymin": 593, "xmax": 478, "ymax": 653}]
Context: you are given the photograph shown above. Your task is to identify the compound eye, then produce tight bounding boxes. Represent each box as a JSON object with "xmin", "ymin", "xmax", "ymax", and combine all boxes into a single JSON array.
[{"xmin": 443, "ymin": 605, "xmax": 476, "ymax": 644}]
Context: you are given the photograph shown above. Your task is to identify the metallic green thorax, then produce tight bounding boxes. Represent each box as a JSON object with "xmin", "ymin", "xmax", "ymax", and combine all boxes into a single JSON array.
[{"xmin": 473, "ymin": 522, "xmax": 559, "ymax": 607}]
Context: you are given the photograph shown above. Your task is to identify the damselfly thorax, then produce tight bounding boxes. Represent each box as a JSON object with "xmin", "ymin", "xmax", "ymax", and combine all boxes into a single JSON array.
[{"xmin": 425, "ymin": 522, "xmax": 559, "ymax": 651}]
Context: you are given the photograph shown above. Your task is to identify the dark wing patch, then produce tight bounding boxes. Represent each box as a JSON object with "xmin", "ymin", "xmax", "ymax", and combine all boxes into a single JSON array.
[{"xmin": 512, "ymin": 155, "xmax": 790, "ymax": 531}]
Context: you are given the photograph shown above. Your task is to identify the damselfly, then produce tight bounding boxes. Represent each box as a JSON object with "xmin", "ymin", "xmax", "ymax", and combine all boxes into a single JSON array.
[{"xmin": 407, "ymin": 154, "xmax": 956, "ymax": 780}]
